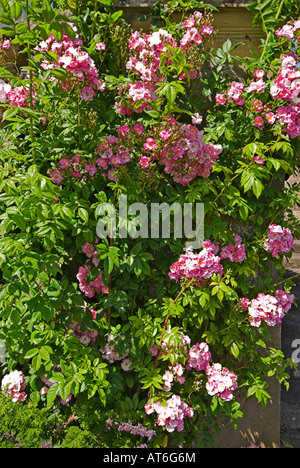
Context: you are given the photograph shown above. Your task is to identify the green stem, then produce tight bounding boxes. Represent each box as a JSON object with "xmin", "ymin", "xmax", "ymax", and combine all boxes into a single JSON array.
[
  {"xmin": 273, "ymin": 273, "xmax": 300, "ymax": 287},
  {"xmin": 25, "ymin": 0, "xmax": 36, "ymax": 165},
  {"xmin": 260, "ymin": 0, "xmax": 284, "ymax": 61},
  {"xmin": 152, "ymin": 279, "xmax": 194, "ymax": 370},
  {"xmin": 91, "ymin": 0, "xmax": 99, "ymax": 40},
  {"xmin": 107, "ymin": 182, "xmax": 120, "ymax": 333}
]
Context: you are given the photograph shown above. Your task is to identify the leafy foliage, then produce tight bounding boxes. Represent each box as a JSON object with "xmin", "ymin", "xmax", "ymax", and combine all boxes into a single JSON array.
[{"xmin": 0, "ymin": 0, "xmax": 299, "ymax": 449}]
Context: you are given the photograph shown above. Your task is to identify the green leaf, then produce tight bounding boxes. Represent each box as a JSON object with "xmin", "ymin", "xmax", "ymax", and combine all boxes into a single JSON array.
[
  {"xmin": 0, "ymin": 0, "xmax": 10, "ymax": 13},
  {"xmin": 230, "ymin": 342, "xmax": 240, "ymax": 358},
  {"xmin": 47, "ymin": 383, "xmax": 59, "ymax": 406},
  {"xmin": 24, "ymin": 348, "xmax": 39, "ymax": 359},
  {"xmin": 166, "ymin": 84, "xmax": 178, "ymax": 105},
  {"xmin": 10, "ymin": 1, "xmax": 22, "ymax": 20},
  {"xmin": 241, "ymin": 171, "xmax": 254, "ymax": 192},
  {"xmin": 78, "ymin": 207, "xmax": 89, "ymax": 223},
  {"xmin": 252, "ymin": 179, "xmax": 263, "ymax": 198},
  {"xmin": 30, "ymin": 390, "xmax": 41, "ymax": 407},
  {"xmin": 111, "ymin": 10, "xmax": 123, "ymax": 22},
  {"xmin": 0, "ymin": 12, "xmax": 14, "ymax": 25},
  {"xmin": 32, "ymin": 354, "xmax": 42, "ymax": 371},
  {"xmin": 39, "ymin": 346, "xmax": 51, "ymax": 361},
  {"xmin": 222, "ymin": 38, "xmax": 232, "ymax": 53},
  {"xmin": 51, "ymin": 22, "xmax": 63, "ymax": 41},
  {"xmin": 2, "ymin": 108, "xmax": 19, "ymax": 120},
  {"xmin": 50, "ymin": 372, "xmax": 64, "ymax": 383},
  {"xmin": 60, "ymin": 380, "xmax": 72, "ymax": 402},
  {"xmin": 98, "ymin": 388, "xmax": 106, "ymax": 406},
  {"xmin": 247, "ymin": 385, "xmax": 257, "ymax": 397},
  {"xmin": 239, "ymin": 204, "xmax": 249, "ymax": 221}
]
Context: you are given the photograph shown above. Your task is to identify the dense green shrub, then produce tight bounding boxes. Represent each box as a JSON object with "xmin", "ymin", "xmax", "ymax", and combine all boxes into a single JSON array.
[{"xmin": 0, "ymin": 393, "xmax": 57, "ymax": 448}]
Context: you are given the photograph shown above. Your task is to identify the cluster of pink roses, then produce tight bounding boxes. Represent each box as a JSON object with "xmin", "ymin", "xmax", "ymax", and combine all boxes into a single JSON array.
[
  {"xmin": 180, "ymin": 11, "xmax": 214, "ymax": 53},
  {"xmin": 249, "ymin": 55, "xmax": 300, "ymax": 136},
  {"xmin": 220, "ymin": 234, "xmax": 246, "ymax": 263},
  {"xmin": 50, "ymin": 136, "xmax": 132, "ymax": 184},
  {"xmin": 116, "ymin": 28, "xmax": 177, "ymax": 115},
  {"xmin": 116, "ymin": 11, "xmax": 214, "ymax": 115},
  {"xmin": 270, "ymin": 52, "xmax": 300, "ymax": 139},
  {"xmin": 35, "ymin": 25, "xmax": 105, "ymax": 100},
  {"xmin": 162, "ymin": 365, "xmax": 185, "ymax": 391},
  {"xmin": 205, "ymin": 364, "xmax": 238, "ymax": 401},
  {"xmin": 264, "ymin": 224, "xmax": 294, "ymax": 257},
  {"xmin": 152, "ymin": 117, "xmax": 222, "ymax": 185},
  {"xmin": 68, "ymin": 320, "xmax": 98, "ymax": 346},
  {"xmin": 145, "ymin": 342, "xmax": 238, "ymax": 431},
  {"xmin": 127, "ymin": 28, "xmax": 177, "ymax": 84},
  {"xmin": 5, "ymin": 26, "xmax": 105, "ymax": 110},
  {"xmin": 186, "ymin": 341, "xmax": 212, "ymax": 372},
  {"xmin": 215, "ymin": 74, "xmax": 271, "ymax": 131},
  {"xmin": 246, "ymin": 69, "xmax": 268, "ymax": 95},
  {"xmin": 1, "ymin": 370, "xmax": 27, "ymax": 402},
  {"xmin": 82, "ymin": 241, "xmax": 99, "ymax": 264},
  {"xmin": 216, "ymin": 81, "xmax": 245, "ymax": 107},
  {"xmin": 275, "ymin": 19, "xmax": 300, "ymax": 41},
  {"xmin": 144, "ymin": 394, "xmax": 194, "ymax": 433},
  {"xmin": 215, "ymin": 24, "xmax": 300, "ymax": 139},
  {"xmin": 169, "ymin": 236, "xmax": 246, "ymax": 286},
  {"xmin": 50, "ymin": 154, "xmax": 84, "ymax": 184},
  {"xmin": 76, "ymin": 264, "xmax": 108, "ymax": 298},
  {"xmin": 49, "ymin": 118, "xmax": 222, "ymax": 186},
  {"xmin": 151, "ymin": 332, "xmax": 238, "ymax": 403},
  {"xmin": 100, "ymin": 333, "xmax": 132, "ymax": 371},
  {"xmin": 243, "ymin": 289, "xmax": 294, "ymax": 327},
  {"xmin": 216, "ymin": 71, "xmax": 268, "ymax": 109},
  {"xmin": 76, "ymin": 241, "xmax": 108, "ymax": 298},
  {"xmin": 6, "ymin": 84, "xmax": 37, "ymax": 108},
  {"xmin": 95, "ymin": 134, "xmax": 131, "ymax": 178},
  {"xmin": 169, "ymin": 244, "xmax": 223, "ymax": 287},
  {"xmin": 115, "ymin": 81, "xmax": 158, "ymax": 115},
  {"xmin": 270, "ymin": 54, "xmax": 300, "ymax": 102},
  {"xmin": 275, "ymin": 288, "xmax": 296, "ymax": 312}
]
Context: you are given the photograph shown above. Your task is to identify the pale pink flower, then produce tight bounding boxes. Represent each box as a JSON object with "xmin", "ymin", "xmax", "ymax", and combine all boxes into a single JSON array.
[
  {"xmin": 80, "ymin": 86, "xmax": 95, "ymax": 101},
  {"xmin": 50, "ymin": 169, "xmax": 64, "ymax": 184},
  {"xmin": 143, "ymin": 138, "xmax": 157, "ymax": 151},
  {"xmin": 95, "ymin": 42, "xmax": 106, "ymax": 51},
  {"xmin": 84, "ymin": 164, "xmax": 97, "ymax": 176},
  {"xmin": 121, "ymin": 358, "xmax": 132, "ymax": 371},
  {"xmin": 215, "ymin": 93, "xmax": 226, "ymax": 105},
  {"xmin": 140, "ymin": 156, "xmax": 150, "ymax": 168}
]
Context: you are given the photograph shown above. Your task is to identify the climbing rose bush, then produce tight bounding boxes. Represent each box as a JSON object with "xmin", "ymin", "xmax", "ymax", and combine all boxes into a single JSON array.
[{"xmin": 0, "ymin": 1, "xmax": 299, "ymax": 449}]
